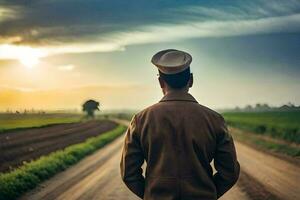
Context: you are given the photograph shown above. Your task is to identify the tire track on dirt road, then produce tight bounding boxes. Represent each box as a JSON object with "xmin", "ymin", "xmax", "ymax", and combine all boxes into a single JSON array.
[{"xmin": 235, "ymin": 141, "xmax": 300, "ymax": 200}]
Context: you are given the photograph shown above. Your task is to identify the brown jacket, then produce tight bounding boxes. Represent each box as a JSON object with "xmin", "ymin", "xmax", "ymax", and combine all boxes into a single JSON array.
[{"xmin": 120, "ymin": 91, "xmax": 240, "ymax": 200}]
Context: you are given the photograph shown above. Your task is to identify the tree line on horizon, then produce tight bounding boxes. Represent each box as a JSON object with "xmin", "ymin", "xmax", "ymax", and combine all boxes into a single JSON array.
[
  {"xmin": 228, "ymin": 102, "xmax": 300, "ymax": 112},
  {"xmin": 2, "ymin": 101, "xmax": 300, "ymax": 115}
]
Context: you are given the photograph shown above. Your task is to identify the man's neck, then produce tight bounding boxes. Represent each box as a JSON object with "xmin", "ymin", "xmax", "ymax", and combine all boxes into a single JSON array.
[{"xmin": 163, "ymin": 87, "xmax": 189, "ymax": 95}]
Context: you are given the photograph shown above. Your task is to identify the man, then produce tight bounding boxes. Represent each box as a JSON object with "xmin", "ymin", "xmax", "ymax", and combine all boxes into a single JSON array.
[{"xmin": 120, "ymin": 49, "xmax": 240, "ymax": 200}]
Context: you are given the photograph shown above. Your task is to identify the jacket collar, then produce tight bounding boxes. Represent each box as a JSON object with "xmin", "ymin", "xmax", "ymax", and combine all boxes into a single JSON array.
[{"xmin": 160, "ymin": 91, "xmax": 198, "ymax": 103}]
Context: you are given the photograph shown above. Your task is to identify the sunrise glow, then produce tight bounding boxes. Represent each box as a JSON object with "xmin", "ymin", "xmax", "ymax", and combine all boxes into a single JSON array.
[{"xmin": 0, "ymin": 44, "xmax": 46, "ymax": 68}]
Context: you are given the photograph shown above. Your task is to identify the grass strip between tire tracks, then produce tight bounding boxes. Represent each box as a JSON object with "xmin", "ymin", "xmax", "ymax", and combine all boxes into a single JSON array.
[{"xmin": 0, "ymin": 125, "xmax": 126, "ymax": 200}]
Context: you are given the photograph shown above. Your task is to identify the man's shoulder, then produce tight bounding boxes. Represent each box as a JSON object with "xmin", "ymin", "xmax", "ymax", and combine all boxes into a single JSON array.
[
  {"xmin": 135, "ymin": 102, "xmax": 161, "ymax": 118},
  {"xmin": 135, "ymin": 101, "xmax": 223, "ymax": 120},
  {"xmin": 197, "ymin": 103, "xmax": 224, "ymax": 119}
]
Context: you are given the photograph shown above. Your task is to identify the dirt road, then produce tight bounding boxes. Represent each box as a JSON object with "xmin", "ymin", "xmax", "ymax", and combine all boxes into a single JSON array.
[
  {"xmin": 235, "ymin": 142, "xmax": 300, "ymax": 200},
  {"xmin": 0, "ymin": 120, "xmax": 116, "ymax": 172},
  {"xmin": 21, "ymin": 120, "xmax": 300, "ymax": 200}
]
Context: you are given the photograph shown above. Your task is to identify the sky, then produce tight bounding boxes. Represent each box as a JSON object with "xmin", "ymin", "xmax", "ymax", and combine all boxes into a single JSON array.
[{"xmin": 0, "ymin": 0, "xmax": 299, "ymax": 111}]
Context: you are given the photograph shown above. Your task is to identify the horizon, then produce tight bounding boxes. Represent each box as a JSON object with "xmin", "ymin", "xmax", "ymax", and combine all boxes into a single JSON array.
[
  {"xmin": 1, "ymin": 101, "xmax": 299, "ymax": 114},
  {"xmin": 0, "ymin": 0, "xmax": 300, "ymax": 110}
]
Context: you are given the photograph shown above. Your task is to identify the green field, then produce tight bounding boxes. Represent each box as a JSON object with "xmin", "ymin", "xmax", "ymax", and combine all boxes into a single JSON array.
[
  {"xmin": 223, "ymin": 111, "xmax": 300, "ymax": 144},
  {"xmin": 0, "ymin": 113, "xmax": 83, "ymax": 132},
  {"xmin": 230, "ymin": 127, "xmax": 300, "ymax": 157}
]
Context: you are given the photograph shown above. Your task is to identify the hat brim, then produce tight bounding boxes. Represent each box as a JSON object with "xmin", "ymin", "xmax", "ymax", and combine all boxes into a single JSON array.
[{"xmin": 151, "ymin": 49, "xmax": 192, "ymax": 74}]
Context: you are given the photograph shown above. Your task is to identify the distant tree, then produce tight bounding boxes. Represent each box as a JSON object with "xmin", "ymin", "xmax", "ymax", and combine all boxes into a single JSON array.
[
  {"xmin": 245, "ymin": 105, "xmax": 253, "ymax": 111},
  {"xmin": 262, "ymin": 103, "xmax": 270, "ymax": 108},
  {"xmin": 234, "ymin": 106, "xmax": 240, "ymax": 111},
  {"xmin": 255, "ymin": 103, "xmax": 262, "ymax": 109},
  {"xmin": 255, "ymin": 103, "xmax": 270, "ymax": 111},
  {"xmin": 82, "ymin": 99, "xmax": 100, "ymax": 118},
  {"xmin": 287, "ymin": 102, "xmax": 295, "ymax": 107},
  {"xmin": 261, "ymin": 103, "xmax": 270, "ymax": 110}
]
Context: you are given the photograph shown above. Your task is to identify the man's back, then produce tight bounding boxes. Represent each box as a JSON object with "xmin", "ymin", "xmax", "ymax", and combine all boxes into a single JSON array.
[{"xmin": 121, "ymin": 91, "xmax": 240, "ymax": 200}]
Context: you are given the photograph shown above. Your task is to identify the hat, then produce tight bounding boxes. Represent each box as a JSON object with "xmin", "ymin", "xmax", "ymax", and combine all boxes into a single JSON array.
[{"xmin": 151, "ymin": 49, "xmax": 192, "ymax": 74}]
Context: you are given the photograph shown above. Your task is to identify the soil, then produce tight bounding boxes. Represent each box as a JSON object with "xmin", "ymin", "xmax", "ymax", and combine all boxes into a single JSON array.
[{"xmin": 0, "ymin": 120, "xmax": 117, "ymax": 172}]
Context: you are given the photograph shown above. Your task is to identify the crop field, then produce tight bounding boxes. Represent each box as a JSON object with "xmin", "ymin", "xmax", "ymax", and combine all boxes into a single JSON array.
[
  {"xmin": 223, "ymin": 111, "xmax": 300, "ymax": 143},
  {"xmin": 0, "ymin": 113, "xmax": 83, "ymax": 132},
  {"xmin": 0, "ymin": 120, "xmax": 117, "ymax": 172},
  {"xmin": 0, "ymin": 125, "xmax": 126, "ymax": 200}
]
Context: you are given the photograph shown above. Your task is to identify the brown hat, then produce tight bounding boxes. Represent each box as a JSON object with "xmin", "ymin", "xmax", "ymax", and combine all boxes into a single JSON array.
[{"xmin": 151, "ymin": 49, "xmax": 192, "ymax": 74}]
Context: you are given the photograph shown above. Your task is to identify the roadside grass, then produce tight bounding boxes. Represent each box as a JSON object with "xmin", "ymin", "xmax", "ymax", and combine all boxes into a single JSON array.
[
  {"xmin": 223, "ymin": 111, "xmax": 300, "ymax": 143},
  {"xmin": 0, "ymin": 125, "xmax": 126, "ymax": 200},
  {"xmin": 230, "ymin": 127, "xmax": 300, "ymax": 157},
  {"xmin": 0, "ymin": 113, "xmax": 82, "ymax": 133}
]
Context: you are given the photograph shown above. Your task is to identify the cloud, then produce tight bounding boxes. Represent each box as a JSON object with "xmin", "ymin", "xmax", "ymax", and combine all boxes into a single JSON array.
[
  {"xmin": 0, "ymin": 0, "xmax": 299, "ymax": 59},
  {"xmin": 0, "ymin": 7, "xmax": 18, "ymax": 22},
  {"xmin": 1, "ymin": 13, "xmax": 298, "ymax": 59},
  {"xmin": 113, "ymin": 13, "xmax": 300, "ymax": 45},
  {"xmin": 256, "ymin": 0, "xmax": 300, "ymax": 15},
  {"xmin": 0, "ymin": 44, "xmax": 46, "ymax": 59}
]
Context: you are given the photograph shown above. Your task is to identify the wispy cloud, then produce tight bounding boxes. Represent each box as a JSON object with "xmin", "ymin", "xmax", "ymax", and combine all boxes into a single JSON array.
[
  {"xmin": 6, "ymin": 13, "xmax": 298, "ymax": 58},
  {"xmin": 0, "ymin": 7, "xmax": 18, "ymax": 22},
  {"xmin": 0, "ymin": 44, "xmax": 46, "ymax": 59},
  {"xmin": 0, "ymin": 0, "xmax": 299, "ymax": 59},
  {"xmin": 113, "ymin": 13, "xmax": 300, "ymax": 45}
]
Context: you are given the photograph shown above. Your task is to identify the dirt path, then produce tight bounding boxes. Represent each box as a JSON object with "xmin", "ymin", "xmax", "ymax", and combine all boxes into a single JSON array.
[
  {"xmin": 235, "ymin": 141, "xmax": 300, "ymax": 200},
  {"xmin": 20, "ymin": 120, "xmax": 300, "ymax": 200},
  {"xmin": 0, "ymin": 120, "xmax": 117, "ymax": 172}
]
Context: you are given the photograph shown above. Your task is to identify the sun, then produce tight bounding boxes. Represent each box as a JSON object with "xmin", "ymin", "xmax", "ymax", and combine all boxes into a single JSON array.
[
  {"xmin": 0, "ymin": 44, "xmax": 46, "ymax": 69},
  {"xmin": 19, "ymin": 55, "xmax": 39, "ymax": 68}
]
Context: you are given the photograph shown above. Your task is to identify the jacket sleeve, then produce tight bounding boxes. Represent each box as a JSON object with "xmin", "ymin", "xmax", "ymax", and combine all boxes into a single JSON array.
[
  {"xmin": 120, "ymin": 115, "xmax": 145, "ymax": 199},
  {"xmin": 213, "ymin": 116, "xmax": 240, "ymax": 198}
]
